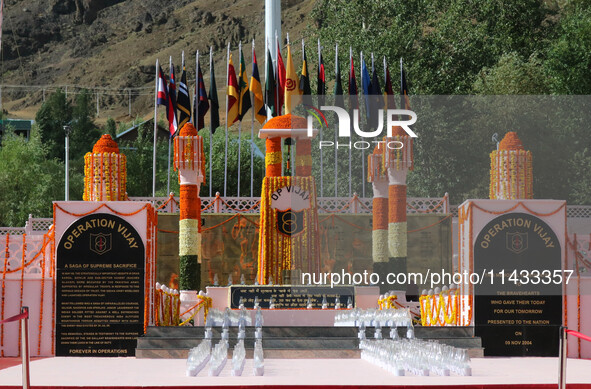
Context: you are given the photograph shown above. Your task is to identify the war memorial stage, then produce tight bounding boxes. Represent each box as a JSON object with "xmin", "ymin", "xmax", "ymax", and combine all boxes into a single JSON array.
[{"xmin": 1, "ymin": 355, "xmax": 591, "ymax": 388}]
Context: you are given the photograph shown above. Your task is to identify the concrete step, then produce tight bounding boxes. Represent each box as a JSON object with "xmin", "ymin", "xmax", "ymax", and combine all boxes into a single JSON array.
[{"xmin": 136, "ymin": 326, "xmax": 483, "ymax": 359}]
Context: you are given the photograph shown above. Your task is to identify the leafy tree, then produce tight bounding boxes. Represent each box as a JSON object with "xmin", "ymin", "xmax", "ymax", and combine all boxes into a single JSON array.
[
  {"xmin": 0, "ymin": 127, "xmax": 63, "ymax": 226},
  {"xmin": 473, "ymin": 52, "xmax": 550, "ymax": 94},
  {"xmin": 310, "ymin": 0, "xmax": 553, "ymax": 94},
  {"xmin": 35, "ymin": 89, "xmax": 100, "ymax": 164},
  {"xmin": 122, "ymin": 121, "xmax": 166, "ymax": 197},
  {"xmin": 569, "ymin": 149, "xmax": 591, "ymax": 205},
  {"xmin": 35, "ymin": 89, "xmax": 72, "ymax": 161},
  {"xmin": 545, "ymin": 5, "xmax": 591, "ymax": 94},
  {"xmin": 69, "ymin": 89, "xmax": 101, "ymax": 161},
  {"xmin": 201, "ymin": 128, "xmax": 266, "ymax": 198},
  {"xmin": 104, "ymin": 117, "xmax": 118, "ymax": 139}
]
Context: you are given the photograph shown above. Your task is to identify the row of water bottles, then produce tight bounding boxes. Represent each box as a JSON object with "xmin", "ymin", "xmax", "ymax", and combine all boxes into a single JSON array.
[
  {"xmin": 186, "ymin": 306, "xmax": 265, "ymax": 376},
  {"xmin": 186, "ymin": 338, "xmax": 265, "ymax": 377}
]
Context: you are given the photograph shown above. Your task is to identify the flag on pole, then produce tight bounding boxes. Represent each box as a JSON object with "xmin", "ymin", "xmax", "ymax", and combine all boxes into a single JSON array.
[
  {"xmin": 227, "ymin": 54, "xmax": 240, "ymax": 125},
  {"xmin": 383, "ymin": 59, "xmax": 395, "ymax": 110},
  {"xmin": 361, "ymin": 55, "xmax": 371, "ymax": 119},
  {"xmin": 368, "ymin": 57, "xmax": 382, "ymax": 129},
  {"xmin": 250, "ymin": 49, "xmax": 266, "ymax": 125},
  {"xmin": 209, "ymin": 52, "xmax": 220, "ymax": 132},
  {"xmin": 177, "ymin": 66, "xmax": 192, "ymax": 130},
  {"xmin": 318, "ymin": 50, "xmax": 326, "ymax": 96},
  {"xmin": 168, "ymin": 62, "xmax": 178, "ymax": 121},
  {"xmin": 194, "ymin": 60, "xmax": 209, "ymax": 131},
  {"xmin": 334, "ymin": 48, "xmax": 344, "ymax": 107},
  {"xmin": 284, "ymin": 43, "xmax": 300, "ymax": 114},
  {"xmin": 157, "ymin": 66, "xmax": 169, "ymax": 106},
  {"xmin": 157, "ymin": 66, "xmax": 177, "ymax": 136},
  {"xmin": 400, "ymin": 58, "xmax": 410, "ymax": 109},
  {"xmin": 238, "ymin": 48, "xmax": 251, "ymax": 120},
  {"xmin": 265, "ymin": 48, "xmax": 276, "ymax": 117},
  {"xmin": 299, "ymin": 44, "xmax": 311, "ymax": 95},
  {"xmin": 370, "ymin": 61, "xmax": 381, "ymax": 97},
  {"xmin": 276, "ymin": 41, "xmax": 286, "ymax": 115},
  {"xmin": 348, "ymin": 49, "xmax": 358, "ymax": 111}
]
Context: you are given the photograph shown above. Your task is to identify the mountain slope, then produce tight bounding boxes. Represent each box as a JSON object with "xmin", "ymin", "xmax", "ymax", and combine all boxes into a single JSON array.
[{"xmin": 1, "ymin": 0, "xmax": 314, "ymax": 123}]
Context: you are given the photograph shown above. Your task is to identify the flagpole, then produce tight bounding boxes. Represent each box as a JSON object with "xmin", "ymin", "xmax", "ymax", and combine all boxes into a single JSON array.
[
  {"xmin": 224, "ymin": 43, "xmax": 230, "ymax": 198},
  {"xmin": 349, "ymin": 46, "xmax": 353, "ymax": 199},
  {"xmin": 275, "ymin": 30, "xmax": 279, "ymax": 118},
  {"xmin": 152, "ymin": 59, "xmax": 159, "ymax": 198},
  {"xmin": 195, "ymin": 49, "xmax": 204, "ymax": 195},
  {"xmin": 277, "ymin": 31, "xmax": 284, "ymax": 177},
  {"xmin": 265, "ymin": 38, "xmax": 270, "ymax": 120},
  {"xmin": 383, "ymin": 56, "xmax": 387, "ymax": 89},
  {"xmin": 209, "ymin": 46, "xmax": 214, "ymax": 197},
  {"xmin": 359, "ymin": 50, "xmax": 364, "ymax": 198},
  {"xmin": 250, "ymin": 39, "xmax": 255, "ymax": 198},
  {"xmin": 167, "ymin": 56, "xmax": 172, "ymax": 195},
  {"xmin": 318, "ymin": 38, "xmax": 323, "ymax": 197},
  {"xmin": 400, "ymin": 57, "xmax": 403, "ymax": 110},
  {"xmin": 334, "ymin": 43, "xmax": 338, "ymax": 198},
  {"xmin": 237, "ymin": 41, "xmax": 242, "ymax": 198}
]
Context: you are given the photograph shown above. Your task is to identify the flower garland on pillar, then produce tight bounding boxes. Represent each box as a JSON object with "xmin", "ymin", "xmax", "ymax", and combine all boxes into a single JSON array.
[
  {"xmin": 173, "ymin": 123, "xmax": 205, "ymax": 291},
  {"xmin": 381, "ymin": 127, "xmax": 414, "ymax": 293},
  {"xmin": 368, "ymin": 145, "xmax": 389, "ymax": 265},
  {"xmin": 489, "ymin": 132, "xmax": 533, "ymax": 200},
  {"xmin": 257, "ymin": 114, "xmax": 321, "ymax": 285},
  {"xmin": 83, "ymin": 134, "xmax": 127, "ymax": 201}
]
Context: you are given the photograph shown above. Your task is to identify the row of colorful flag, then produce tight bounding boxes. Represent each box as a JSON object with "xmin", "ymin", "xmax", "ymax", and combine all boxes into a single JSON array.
[{"xmin": 156, "ymin": 38, "xmax": 411, "ymax": 137}]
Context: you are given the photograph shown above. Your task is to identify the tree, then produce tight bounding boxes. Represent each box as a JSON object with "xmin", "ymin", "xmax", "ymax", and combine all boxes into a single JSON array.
[
  {"xmin": 473, "ymin": 52, "xmax": 550, "ymax": 94},
  {"xmin": 122, "ymin": 121, "xmax": 165, "ymax": 197},
  {"xmin": 201, "ymin": 128, "xmax": 266, "ymax": 197},
  {"xmin": 69, "ymin": 89, "xmax": 101, "ymax": 161},
  {"xmin": 545, "ymin": 5, "xmax": 591, "ymax": 94},
  {"xmin": 0, "ymin": 127, "xmax": 63, "ymax": 226},
  {"xmin": 35, "ymin": 89, "xmax": 72, "ymax": 161},
  {"xmin": 310, "ymin": 0, "xmax": 553, "ymax": 94}
]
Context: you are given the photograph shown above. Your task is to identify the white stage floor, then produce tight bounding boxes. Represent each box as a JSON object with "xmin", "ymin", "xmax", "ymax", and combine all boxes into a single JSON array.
[{"xmin": 1, "ymin": 357, "xmax": 591, "ymax": 387}]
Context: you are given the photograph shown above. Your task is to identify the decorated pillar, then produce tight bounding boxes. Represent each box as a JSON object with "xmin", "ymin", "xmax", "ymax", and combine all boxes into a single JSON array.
[
  {"xmin": 489, "ymin": 131, "xmax": 533, "ymax": 200},
  {"xmin": 367, "ymin": 145, "xmax": 389, "ymax": 265},
  {"xmin": 295, "ymin": 138, "xmax": 312, "ymax": 177},
  {"xmin": 383, "ymin": 127, "xmax": 413, "ymax": 292},
  {"xmin": 257, "ymin": 114, "xmax": 320, "ymax": 285},
  {"xmin": 173, "ymin": 122, "xmax": 205, "ymax": 291},
  {"xmin": 83, "ymin": 134, "xmax": 127, "ymax": 201}
]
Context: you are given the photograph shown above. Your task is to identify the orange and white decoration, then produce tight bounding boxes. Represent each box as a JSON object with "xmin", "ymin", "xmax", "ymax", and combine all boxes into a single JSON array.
[
  {"xmin": 173, "ymin": 122, "xmax": 205, "ymax": 263},
  {"xmin": 489, "ymin": 132, "xmax": 533, "ymax": 200},
  {"xmin": 257, "ymin": 114, "xmax": 320, "ymax": 284},
  {"xmin": 385, "ymin": 127, "xmax": 414, "ymax": 259},
  {"xmin": 368, "ymin": 144, "xmax": 389, "ymax": 264},
  {"xmin": 83, "ymin": 134, "xmax": 127, "ymax": 201}
]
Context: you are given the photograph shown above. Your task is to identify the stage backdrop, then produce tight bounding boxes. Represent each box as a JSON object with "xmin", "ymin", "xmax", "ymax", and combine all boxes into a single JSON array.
[{"xmin": 156, "ymin": 213, "xmax": 452, "ymax": 291}]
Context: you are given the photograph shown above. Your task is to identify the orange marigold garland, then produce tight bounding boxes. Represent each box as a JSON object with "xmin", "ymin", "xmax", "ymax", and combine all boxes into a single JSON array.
[
  {"xmin": 489, "ymin": 132, "xmax": 532, "ymax": 200},
  {"xmin": 83, "ymin": 135, "xmax": 127, "ymax": 201},
  {"xmin": 1, "ymin": 234, "xmax": 8, "ymax": 356}
]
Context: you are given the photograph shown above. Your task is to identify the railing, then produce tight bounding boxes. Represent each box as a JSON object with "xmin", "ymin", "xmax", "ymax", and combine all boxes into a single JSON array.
[
  {"xmin": 0, "ymin": 227, "xmax": 25, "ymax": 236},
  {"xmin": 0, "ymin": 307, "xmax": 30, "ymax": 388},
  {"xmin": 2, "ymin": 199, "xmax": 588, "ymax": 235},
  {"xmin": 567, "ymin": 205, "xmax": 591, "ymax": 218},
  {"xmin": 128, "ymin": 193, "xmax": 450, "ymax": 215}
]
